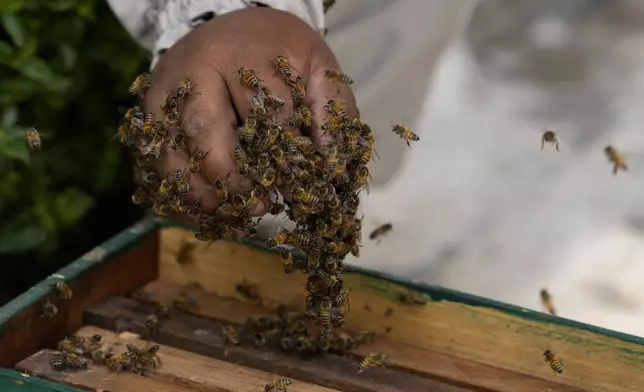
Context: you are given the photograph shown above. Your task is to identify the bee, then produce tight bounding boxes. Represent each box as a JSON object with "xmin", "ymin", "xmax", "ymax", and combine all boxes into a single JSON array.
[
  {"xmin": 176, "ymin": 78, "xmax": 193, "ymax": 98},
  {"xmin": 253, "ymin": 332, "xmax": 267, "ymax": 348},
  {"xmin": 270, "ymin": 146, "xmax": 287, "ymax": 168},
  {"xmin": 266, "ymin": 228, "xmax": 290, "ymax": 249},
  {"xmin": 175, "ymin": 169, "xmax": 190, "ymax": 195},
  {"xmin": 153, "ymin": 201, "xmax": 173, "ymax": 216},
  {"xmin": 261, "ymin": 86, "xmax": 285, "ymax": 109},
  {"xmin": 346, "ymin": 132, "xmax": 359, "ymax": 154},
  {"xmin": 64, "ymin": 353, "xmax": 89, "ymax": 369},
  {"xmin": 543, "ymin": 350, "xmax": 563, "ymax": 374},
  {"xmin": 145, "ymin": 314, "xmax": 160, "ymax": 335},
  {"xmin": 49, "ymin": 351, "xmax": 67, "ymax": 371},
  {"xmin": 91, "ymin": 345, "xmax": 113, "ymax": 364},
  {"xmin": 231, "ymin": 193, "xmax": 247, "ymax": 211},
  {"xmin": 360, "ymin": 145, "xmax": 373, "ymax": 164},
  {"xmin": 250, "ymin": 94, "xmax": 267, "ymax": 116},
  {"xmin": 324, "ymin": 99, "xmax": 347, "ymax": 118},
  {"xmin": 291, "ymin": 76, "xmax": 306, "ymax": 104},
  {"xmin": 369, "ymin": 223, "xmax": 392, "ymax": 244},
  {"xmin": 161, "ymin": 94, "xmax": 179, "ymax": 116},
  {"xmin": 25, "ymin": 128, "xmax": 42, "ymax": 151},
  {"xmin": 324, "ymin": 68, "xmax": 353, "ymax": 86},
  {"xmin": 334, "ymin": 156, "xmax": 347, "ymax": 178},
  {"xmin": 242, "ymin": 117, "xmax": 257, "ymax": 144},
  {"xmin": 296, "ymin": 105, "xmax": 313, "ymax": 128},
  {"xmin": 540, "ymin": 289, "xmax": 556, "ymax": 316},
  {"xmin": 273, "ymin": 56, "xmax": 293, "ymax": 79},
  {"xmin": 355, "ymin": 165, "xmax": 371, "ymax": 193},
  {"xmin": 293, "ymin": 187, "xmax": 319, "ymax": 205},
  {"xmin": 288, "ymin": 229, "xmax": 313, "ymax": 248},
  {"xmin": 222, "ymin": 324, "xmax": 240, "ymax": 345},
  {"xmin": 143, "ymin": 113, "xmax": 154, "ymax": 136},
  {"xmin": 321, "ymin": 116, "xmax": 343, "ymax": 133},
  {"xmin": 261, "ymin": 167, "xmax": 277, "ymax": 187},
  {"xmin": 265, "ymin": 125, "xmax": 281, "ymax": 147},
  {"xmin": 541, "ymin": 130, "xmax": 559, "ymax": 151},
  {"xmin": 280, "ymin": 251, "xmax": 295, "ymax": 273},
  {"xmin": 266, "ymin": 378, "xmax": 293, "ymax": 390},
  {"xmin": 392, "ymin": 124, "xmax": 419, "ymax": 147},
  {"xmin": 132, "ymin": 344, "xmax": 162, "ymax": 370},
  {"xmin": 158, "ymin": 178, "xmax": 173, "ymax": 197},
  {"xmin": 288, "ymin": 112, "xmax": 304, "ymax": 128},
  {"xmin": 358, "ymin": 353, "xmax": 387, "ymax": 373},
  {"xmin": 308, "ymin": 242, "xmax": 321, "ymax": 269},
  {"xmin": 236, "ymin": 279, "xmax": 261, "ymax": 301},
  {"xmin": 169, "ymin": 133, "xmax": 187, "ymax": 151},
  {"xmin": 319, "ymin": 296, "xmax": 333, "ymax": 328},
  {"xmin": 106, "ymin": 351, "xmax": 134, "ymax": 372},
  {"xmin": 269, "ymin": 202, "xmax": 286, "ymax": 215},
  {"xmin": 234, "ymin": 146, "xmax": 249, "ymax": 175},
  {"xmin": 237, "ymin": 67, "xmax": 260, "ymax": 89},
  {"xmin": 248, "ymin": 185, "xmax": 266, "ymax": 210},
  {"xmin": 129, "ymin": 73, "xmax": 150, "ymax": 97},
  {"xmin": 604, "ymin": 145, "xmax": 627, "ymax": 175},
  {"xmin": 54, "ymin": 281, "xmax": 73, "ymax": 300},
  {"xmin": 213, "ymin": 174, "xmax": 231, "ymax": 201},
  {"xmin": 189, "ymin": 148, "xmax": 209, "ymax": 173}
]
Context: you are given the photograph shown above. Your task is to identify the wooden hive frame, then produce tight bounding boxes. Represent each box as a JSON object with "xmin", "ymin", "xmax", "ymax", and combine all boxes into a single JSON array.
[{"xmin": 0, "ymin": 217, "xmax": 643, "ymax": 392}]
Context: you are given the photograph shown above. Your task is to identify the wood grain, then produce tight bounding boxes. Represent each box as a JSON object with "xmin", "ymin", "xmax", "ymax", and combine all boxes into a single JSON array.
[
  {"xmin": 31, "ymin": 326, "xmax": 340, "ymax": 392},
  {"xmin": 158, "ymin": 227, "xmax": 644, "ymax": 392},
  {"xmin": 85, "ymin": 295, "xmax": 472, "ymax": 392},
  {"xmin": 0, "ymin": 231, "xmax": 158, "ymax": 368}
]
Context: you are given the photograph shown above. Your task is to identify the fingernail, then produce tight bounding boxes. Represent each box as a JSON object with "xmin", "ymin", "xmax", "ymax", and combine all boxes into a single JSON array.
[{"xmin": 250, "ymin": 200, "xmax": 266, "ymax": 216}]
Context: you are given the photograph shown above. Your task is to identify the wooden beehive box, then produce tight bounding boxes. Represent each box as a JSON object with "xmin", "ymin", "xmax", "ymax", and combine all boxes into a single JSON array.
[{"xmin": 0, "ymin": 218, "xmax": 643, "ymax": 392}]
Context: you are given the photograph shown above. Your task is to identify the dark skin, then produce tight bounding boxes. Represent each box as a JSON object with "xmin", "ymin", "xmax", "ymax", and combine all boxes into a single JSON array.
[{"xmin": 143, "ymin": 7, "xmax": 357, "ymax": 222}]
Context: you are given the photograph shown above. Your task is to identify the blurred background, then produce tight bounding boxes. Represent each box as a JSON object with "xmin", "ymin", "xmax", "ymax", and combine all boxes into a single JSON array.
[{"xmin": 2, "ymin": 0, "xmax": 644, "ymax": 336}]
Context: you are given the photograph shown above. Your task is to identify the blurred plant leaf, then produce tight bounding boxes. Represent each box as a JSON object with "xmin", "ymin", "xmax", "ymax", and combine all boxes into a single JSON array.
[
  {"xmin": 2, "ymin": 105, "xmax": 17, "ymax": 127},
  {"xmin": 0, "ymin": 0, "xmax": 24, "ymax": 13},
  {"xmin": 0, "ymin": 211, "xmax": 48, "ymax": 254},
  {"xmin": 58, "ymin": 43, "xmax": 76, "ymax": 70},
  {"xmin": 55, "ymin": 187, "xmax": 94, "ymax": 227},
  {"xmin": 0, "ymin": 130, "xmax": 29, "ymax": 163},
  {"xmin": 20, "ymin": 56, "xmax": 55, "ymax": 83},
  {"xmin": 1, "ymin": 12, "xmax": 26, "ymax": 47}
]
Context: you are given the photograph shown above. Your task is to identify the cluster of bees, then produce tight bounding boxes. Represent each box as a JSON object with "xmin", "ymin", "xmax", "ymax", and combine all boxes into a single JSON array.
[
  {"xmin": 49, "ymin": 331, "xmax": 161, "ymax": 374},
  {"xmin": 40, "ymin": 280, "xmax": 73, "ymax": 319}
]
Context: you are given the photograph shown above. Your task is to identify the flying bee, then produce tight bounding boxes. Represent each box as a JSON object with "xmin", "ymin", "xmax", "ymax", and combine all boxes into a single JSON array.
[
  {"xmin": 169, "ymin": 133, "xmax": 186, "ymax": 151},
  {"xmin": 266, "ymin": 378, "xmax": 293, "ymax": 390},
  {"xmin": 369, "ymin": 223, "xmax": 392, "ymax": 244},
  {"xmin": 248, "ymin": 185, "xmax": 266, "ymax": 210},
  {"xmin": 273, "ymin": 55, "xmax": 294, "ymax": 78},
  {"xmin": 40, "ymin": 300, "xmax": 58, "ymax": 318},
  {"xmin": 25, "ymin": 128, "xmax": 42, "ymax": 151},
  {"xmin": 175, "ymin": 169, "xmax": 190, "ymax": 195},
  {"xmin": 324, "ymin": 68, "xmax": 353, "ymax": 88},
  {"xmin": 355, "ymin": 165, "xmax": 371, "ymax": 193},
  {"xmin": 321, "ymin": 116, "xmax": 343, "ymax": 133},
  {"xmin": 280, "ymin": 251, "xmax": 295, "ymax": 273},
  {"xmin": 296, "ymin": 105, "xmax": 313, "ymax": 128},
  {"xmin": 49, "ymin": 351, "xmax": 67, "ymax": 371},
  {"xmin": 540, "ymin": 289, "xmax": 556, "ymax": 316},
  {"xmin": 176, "ymin": 78, "xmax": 193, "ymax": 98},
  {"xmin": 143, "ymin": 113, "xmax": 154, "ymax": 136},
  {"xmin": 233, "ymin": 146, "xmax": 249, "ymax": 175},
  {"xmin": 392, "ymin": 124, "xmax": 419, "ymax": 147},
  {"xmin": 358, "ymin": 353, "xmax": 387, "ymax": 373},
  {"xmin": 543, "ymin": 350, "xmax": 563, "ymax": 374},
  {"xmin": 604, "ymin": 145, "xmax": 627, "ymax": 175},
  {"xmin": 129, "ymin": 73, "xmax": 150, "ymax": 97},
  {"xmin": 145, "ymin": 314, "xmax": 160, "ymax": 336},
  {"xmin": 266, "ymin": 227, "xmax": 290, "ymax": 249},
  {"xmin": 541, "ymin": 130, "xmax": 559, "ymax": 151},
  {"xmin": 291, "ymin": 76, "xmax": 306, "ymax": 104},
  {"xmin": 53, "ymin": 281, "xmax": 73, "ymax": 300},
  {"xmin": 189, "ymin": 147, "xmax": 209, "ymax": 173},
  {"xmin": 242, "ymin": 117, "xmax": 257, "ymax": 144},
  {"xmin": 64, "ymin": 353, "xmax": 88, "ymax": 369},
  {"xmin": 237, "ymin": 67, "xmax": 260, "ymax": 89},
  {"xmin": 250, "ymin": 94, "xmax": 266, "ymax": 116},
  {"xmin": 236, "ymin": 279, "xmax": 261, "ymax": 301},
  {"xmin": 261, "ymin": 167, "xmax": 277, "ymax": 187},
  {"xmin": 294, "ymin": 187, "xmax": 319, "ymax": 205},
  {"xmin": 324, "ymin": 99, "xmax": 347, "ymax": 118},
  {"xmin": 260, "ymin": 86, "xmax": 285, "ymax": 109}
]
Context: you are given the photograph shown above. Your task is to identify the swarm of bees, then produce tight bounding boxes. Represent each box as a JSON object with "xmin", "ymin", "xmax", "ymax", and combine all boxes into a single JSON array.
[{"xmin": 49, "ymin": 331, "xmax": 162, "ymax": 374}]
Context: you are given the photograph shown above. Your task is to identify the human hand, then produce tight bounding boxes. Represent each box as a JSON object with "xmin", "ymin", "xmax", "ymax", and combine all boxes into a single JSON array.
[{"xmin": 142, "ymin": 7, "xmax": 358, "ymax": 223}]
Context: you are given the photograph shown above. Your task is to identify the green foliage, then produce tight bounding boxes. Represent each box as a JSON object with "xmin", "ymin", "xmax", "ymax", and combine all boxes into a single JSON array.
[{"xmin": 0, "ymin": 0, "xmax": 148, "ymax": 255}]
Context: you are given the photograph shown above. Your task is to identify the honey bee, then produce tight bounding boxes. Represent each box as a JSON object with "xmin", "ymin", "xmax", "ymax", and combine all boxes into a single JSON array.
[
  {"xmin": 360, "ymin": 145, "xmax": 373, "ymax": 165},
  {"xmin": 273, "ymin": 56, "xmax": 293, "ymax": 79},
  {"xmin": 319, "ymin": 296, "xmax": 333, "ymax": 327},
  {"xmin": 49, "ymin": 351, "xmax": 67, "ymax": 371},
  {"xmin": 346, "ymin": 132, "xmax": 359, "ymax": 154},
  {"xmin": 169, "ymin": 133, "xmax": 186, "ymax": 151},
  {"xmin": 265, "ymin": 125, "xmax": 281, "ymax": 147},
  {"xmin": 25, "ymin": 128, "xmax": 42, "ymax": 151},
  {"xmin": 106, "ymin": 351, "xmax": 135, "ymax": 372},
  {"xmin": 158, "ymin": 177, "xmax": 173, "ymax": 197},
  {"xmin": 222, "ymin": 324, "xmax": 240, "ymax": 345},
  {"xmin": 234, "ymin": 146, "xmax": 249, "ymax": 175},
  {"xmin": 392, "ymin": 124, "xmax": 419, "ymax": 147},
  {"xmin": 270, "ymin": 146, "xmax": 287, "ymax": 168},
  {"xmin": 543, "ymin": 350, "xmax": 563, "ymax": 374},
  {"xmin": 131, "ymin": 186, "xmax": 150, "ymax": 205},
  {"xmin": 355, "ymin": 165, "xmax": 371, "ymax": 193},
  {"xmin": 297, "ymin": 105, "xmax": 313, "ymax": 128},
  {"xmin": 334, "ymin": 156, "xmax": 347, "ymax": 178},
  {"xmin": 176, "ymin": 78, "xmax": 193, "ymax": 98},
  {"xmin": 237, "ymin": 67, "xmax": 260, "ymax": 89},
  {"xmin": 143, "ymin": 113, "xmax": 154, "ymax": 136},
  {"xmin": 152, "ymin": 200, "xmax": 173, "ymax": 216},
  {"xmin": 129, "ymin": 73, "xmax": 150, "ymax": 97},
  {"xmin": 269, "ymin": 202, "xmax": 286, "ymax": 215},
  {"xmin": 540, "ymin": 289, "xmax": 556, "ymax": 316},
  {"xmin": 91, "ymin": 345, "xmax": 113, "ymax": 364},
  {"xmin": 291, "ymin": 76, "xmax": 306, "ymax": 104},
  {"xmin": 231, "ymin": 193, "xmax": 247, "ymax": 211},
  {"xmin": 288, "ymin": 112, "xmax": 304, "ymax": 128},
  {"xmin": 294, "ymin": 187, "xmax": 319, "ymax": 205},
  {"xmin": 261, "ymin": 167, "xmax": 277, "ymax": 187},
  {"xmin": 131, "ymin": 344, "xmax": 162, "ymax": 371},
  {"xmin": 253, "ymin": 332, "xmax": 267, "ymax": 348},
  {"xmin": 189, "ymin": 148, "xmax": 209, "ymax": 173},
  {"xmin": 324, "ymin": 99, "xmax": 347, "ymax": 118},
  {"xmin": 64, "ymin": 353, "xmax": 89, "ymax": 369},
  {"xmin": 260, "ymin": 86, "xmax": 285, "ymax": 109},
  {"xmin": 321, "ymin": 116, "xmax": 343, "ymax": 133},
  {"xmin": 236, "ymin": 279, "xmax": 261, "ymax": 301},
  {"xmin": 288, "ymin": 229, "xmax": 313, "ymax": 248},
  {"xmin": 161, "ymin": 94, "xmax": 179, "ymax": 116},
  {"xmin": 324, "ymin": 68, "xmax": 353, "ymax": 86},
  {"xmin": 604, "ymin": 145, "xmax": 627, "ymax": 175},
  {"xmin": 54, "ymin": 281, "xmax": 73, "ymax": 300},
  {"xmin": 358, "ymin": 353, "xmax": 387, "ymax": 373},
  {"xmin": 266, "ymin": 227, "xmax": 290, "ymax": 249},
  {"xmin": 541, "ymin": 130, "xmax": 559, "ymax": 151},
  {"xmin": 280, "ymin": 251, "xmax": 295, "ymax": 273},
  {"xmin": 369, "ymin": 223, "xmax": 392, "ymax": 244},
  {"xmin": 40, "ymin": 300, "xmax": 58, "ymax": 318},
  {"xmin": 145, "ymin": 314, "xmax": 160, "ymax": 336},
  {"xmin": 248, "ymin": 185, "xmax": 266, "ymax": 210},
  {"xmin": 242, "ymin": 117, "xmax": 257, "ymax": 144},
  {"xmin": 175, "ymin": 169, "xmax": 190, "ymax": 195},
  {"xmin": 250, "ymin": 94, "xmax": 267, "ymax": 116},
  {"xmin": 266, "ymin": 378, "xmax": 293, "ymax": 390},
  {"xmin": 213, "ymin": 174, "xmax": 230, "ymax": 201}
]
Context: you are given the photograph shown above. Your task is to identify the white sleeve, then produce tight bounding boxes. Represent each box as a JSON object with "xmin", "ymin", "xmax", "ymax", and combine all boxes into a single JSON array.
[{"xmin": 107, "ymin": 0, "xmax": 326, "ymax": 71}]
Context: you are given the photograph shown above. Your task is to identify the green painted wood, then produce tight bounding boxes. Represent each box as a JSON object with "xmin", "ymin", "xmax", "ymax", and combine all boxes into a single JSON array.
[
  {"xmin": 0, "ymin": 368, "xmax": 83, "ymax": 392},
  {"xmin": 0, "ymin": 217, "xmax": 160, "ymax": 338}
]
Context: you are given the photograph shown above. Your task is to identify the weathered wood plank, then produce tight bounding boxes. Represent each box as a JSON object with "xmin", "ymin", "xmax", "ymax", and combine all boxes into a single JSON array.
[
  {"xmin": 157, "ymin": 227, "xmax": 644, "ymax": 392},
  {"xmin": 32, "ymin": 326, "xmax": 340, "ymax": 392},
  {"xmin": 0, "ymin": 230, "xmax": 159, "ymax": 368},
  {"xmin": 85, "ymin": 296, "xmax": 471, "ymax": 392},
  {"xmin": 131, "ymin": 280, "xmax": 577, "ymax": 392}
]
